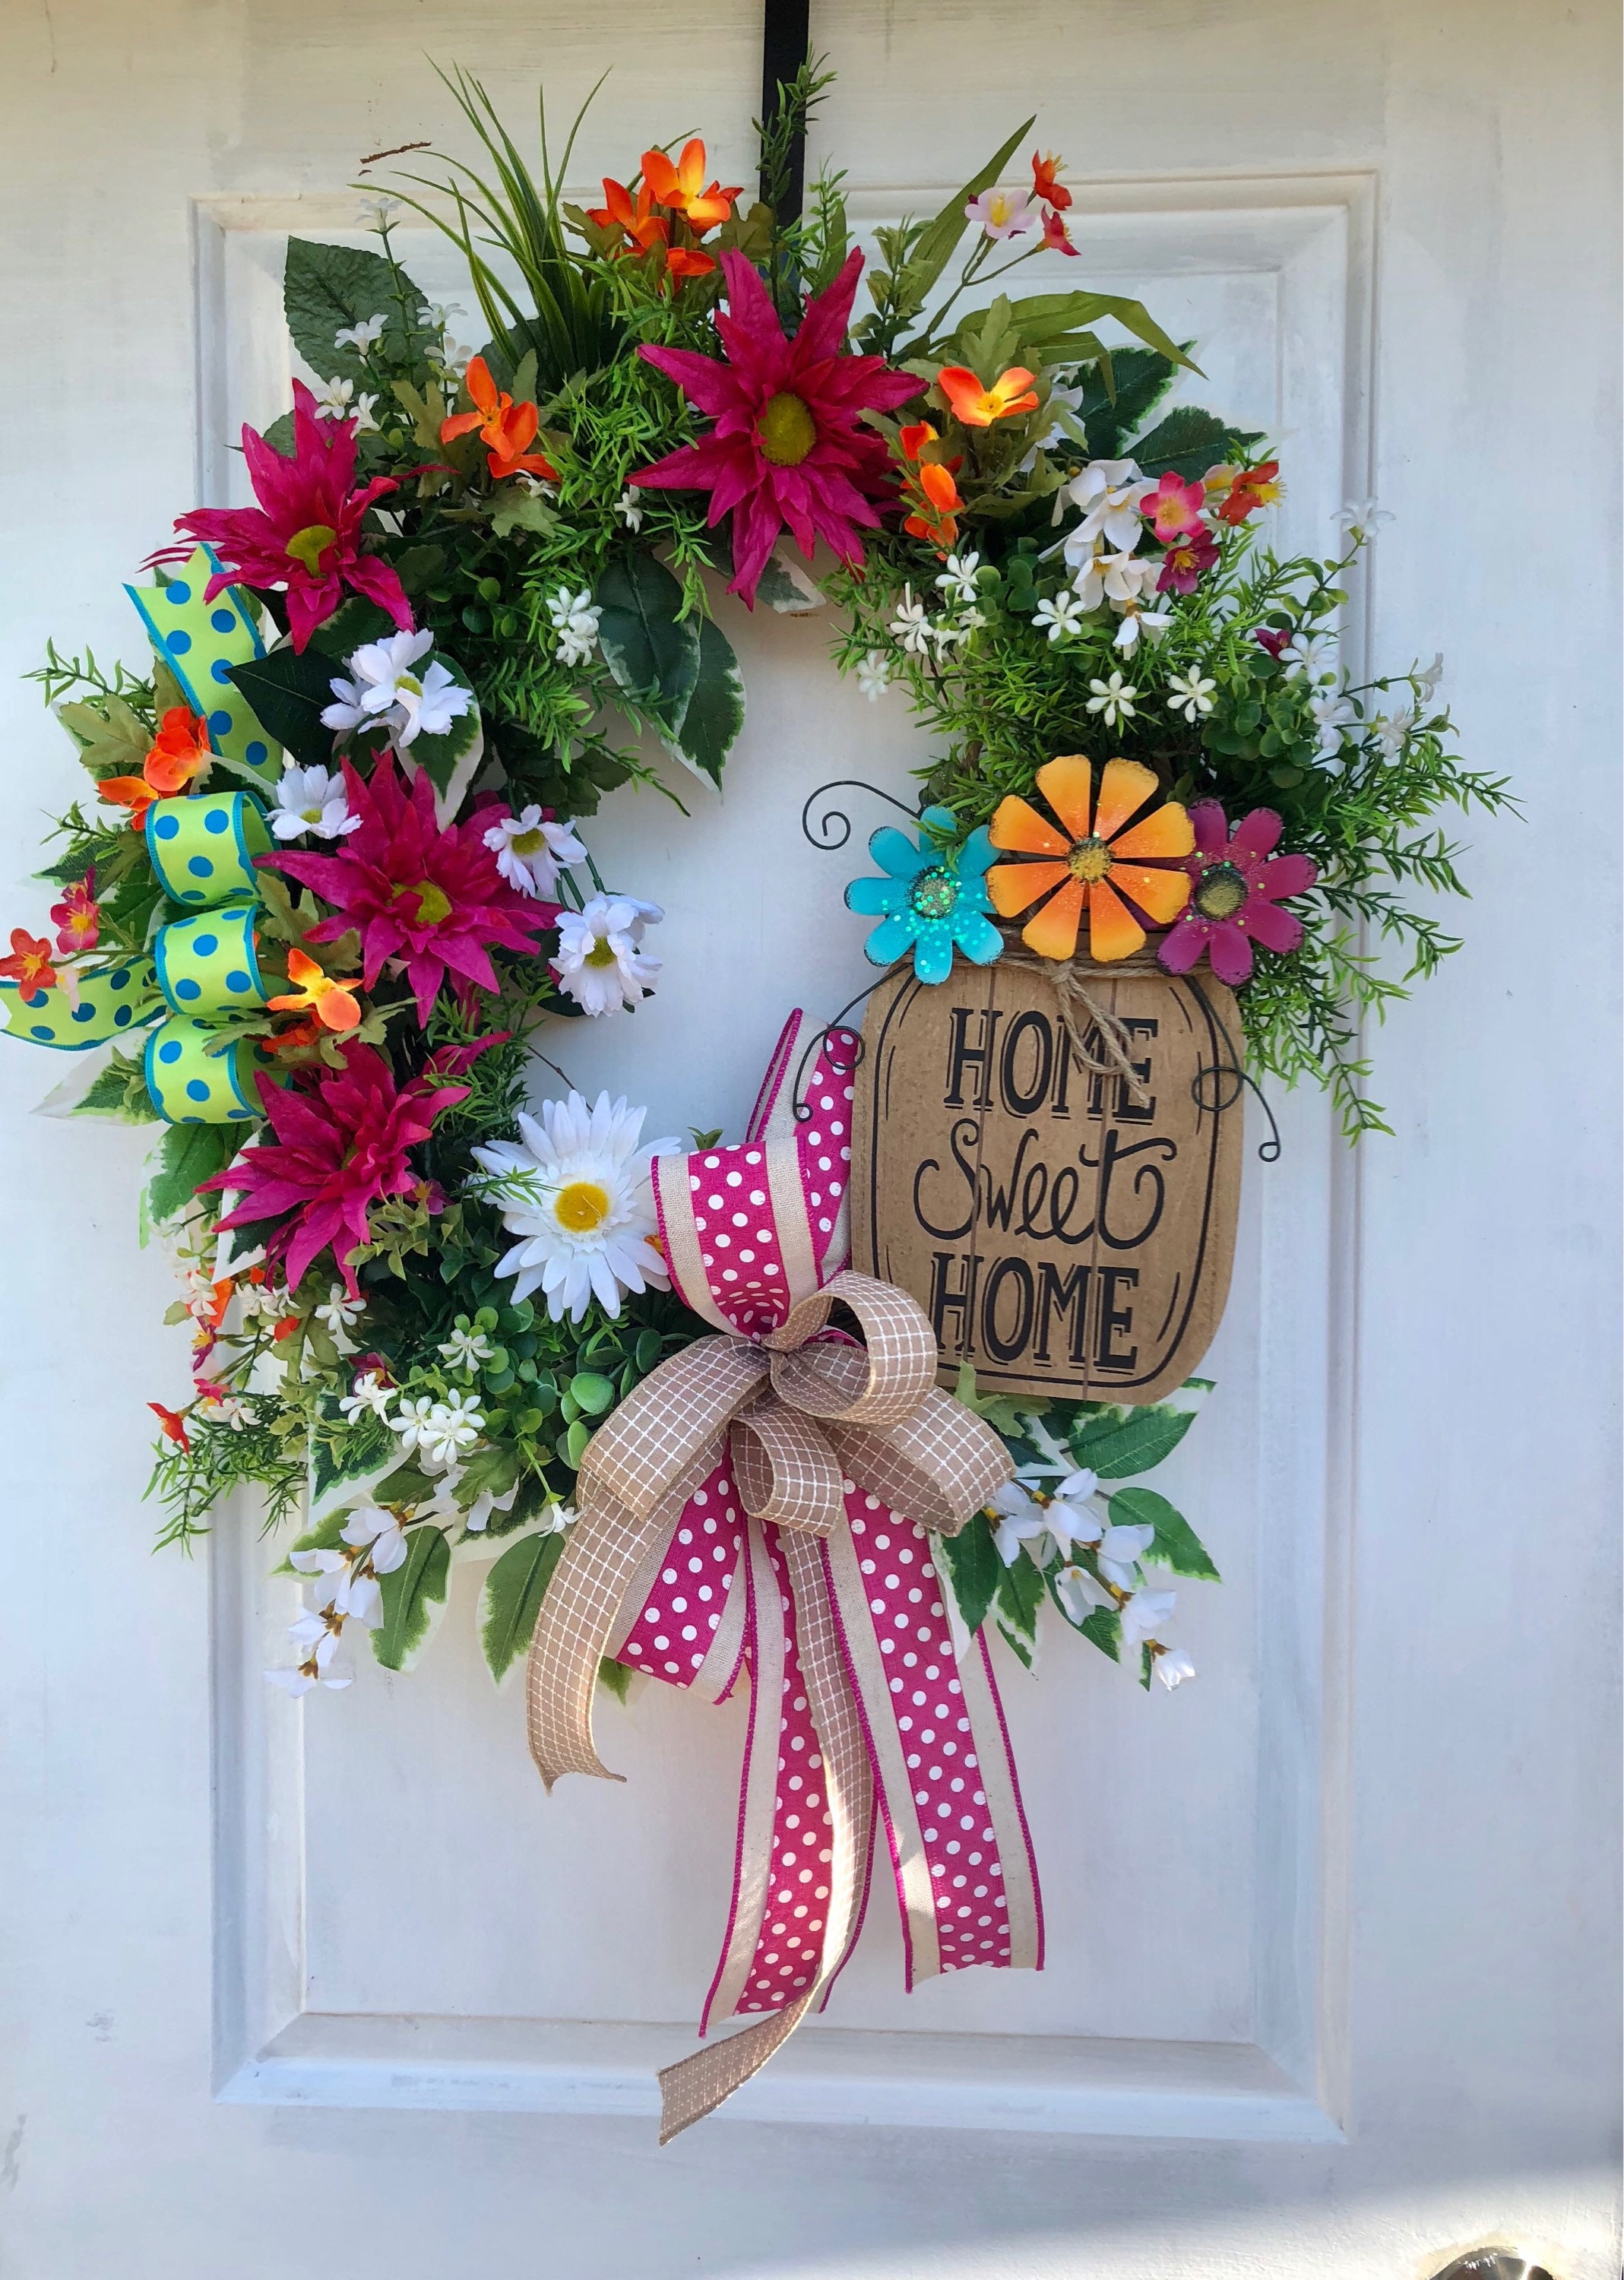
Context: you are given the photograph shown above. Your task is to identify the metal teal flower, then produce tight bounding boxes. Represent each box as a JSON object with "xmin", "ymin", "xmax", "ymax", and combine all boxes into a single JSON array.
[{"xmin": 844, "ymin": 804, "xmax": 1003, "ymax": 985}]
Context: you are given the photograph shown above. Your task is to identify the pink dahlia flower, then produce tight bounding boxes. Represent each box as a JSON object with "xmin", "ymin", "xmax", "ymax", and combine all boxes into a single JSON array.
[
  {"xmin": 631, "ymin": 248, "xmax": 921, "ymax": 603},
  {"xmin": 201, "ymin": 1045, "xmax": 470, "ymax": 1298},
  {"xmin": 268, "ymin": 757, "xmax": 556, "ymax": 1024},
  {"xmin": 175, "ymin": 382, "xmax": 411, "ymax": 652},
  {"xmin": 1157, "ymin": 802, "xmax": 1318, "ymax": 986}
]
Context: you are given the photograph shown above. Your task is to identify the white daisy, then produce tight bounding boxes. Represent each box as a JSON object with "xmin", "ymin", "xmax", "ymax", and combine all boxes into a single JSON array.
[
  {"xmin": 470, "ymin": 1091, "xmax": 680, "ymax": 1323},
  {"xmin": 1086, "ymin": 670, "xmax": 1139, "ymax": 727},
  {"xmin": 321, "ymin": 628, "xmax": 472, "ymax": 750},
  {"xmin": 547, "ymin": 587, "xmax": 602, "ymax": 670},
  {"xmin": 856, "ymin": 649, "xmax": 893, "ymax": 701},
  {"xmin": 310, "ymin": 375, "xmax": 378, "ymax": 432},
  {"xmin": 334, "ymin": 315, "xmax": 388, "ymax": 354},
  {"xmin": 482, "ymin": 806, "xmax": 587, "ymax": 900},
  {"xmin": 270, "ymin": 762, "xmax": 361, "ymax": 842},
  {"xmin": 552, "ymin": 895, "xmax": 662, "ymax": 1017},
  {"xmin": 1166, "ymin": 667, "xmax": 1217, "ymax": 721}
]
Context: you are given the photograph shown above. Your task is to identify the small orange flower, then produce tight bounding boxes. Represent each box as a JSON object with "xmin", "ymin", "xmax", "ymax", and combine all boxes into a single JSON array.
[
  {"xmin": 905, "ymin": 461, "xmax": 964, "ymax": 549},
  {"xmin": 0, "ymin": 928, "xmax": 59, "ymax": 994},
  {"xmin": 440, "ymin": 356, "xmax": 559, "ymax": 483},
  {"xmin": 1031, "ymin": 150, "xmax": 1072, "ymax": 211},
  {"xmin": 268, "ymin": 1012, "xmax": 323, "ymax": 1057},
  {"xmin": 97, "ymin": 775, "xmax": 158, "ymax": 828},
  {"xmin": 143, "ymin": 706, "xmax": 212, "ymax": 795},
  {"xmin": 641, "ymin": 138, "xmax": 741, "ymax": 234},
  {"xmin": 268, "ymin": 945, "xmax": 362, "ymax": 1033},
  {"xmin": 987, "ymin": 756, "xmax": 1194, "ymax": 963},
  {"xmin": 936, "ymin": 364, "xmax": 1040, "ymax": 429},
  {"xmin": 149, "ymin": 1401, "xmax": 192, "ymax": 1452},
  {"xmin": 1213, "ymin": 460, "xmax": 1282, "ymax": 525},
  {"xmin": 661, "ymin": 245, "xmax": 717, "ymax": 282},
  {"xmin": 588, "ymin": 175, "xmax": 671, "ymax": 256},
  {"xmin": 1041, "ymin": 207, "xmax": 1078, "ymax": 258}
]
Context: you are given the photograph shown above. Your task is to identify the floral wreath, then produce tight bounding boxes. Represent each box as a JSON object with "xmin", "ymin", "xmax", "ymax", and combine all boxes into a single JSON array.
[{"xmin": 2, "ymin": 65, "xmax": 1504, "ymax": 2128}]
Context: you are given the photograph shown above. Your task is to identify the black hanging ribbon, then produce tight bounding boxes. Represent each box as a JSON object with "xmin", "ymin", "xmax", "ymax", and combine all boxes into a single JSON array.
[{"xmin": 760, "ymin": 0, "xmax": 811, "ymax": 223}]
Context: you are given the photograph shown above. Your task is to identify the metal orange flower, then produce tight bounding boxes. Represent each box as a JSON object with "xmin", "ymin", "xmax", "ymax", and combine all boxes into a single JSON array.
[
  {"xmin": 0, "ymin": 928, "xmax": 59, "ymax": 993},
  {"xmin": 142, "ymin": 706, "xmax": 212, "ymax": 795},
  {"xmin": 440, "ymin": 356, "xmax": 559, "ymax": 483},
  {"xmin": 267, "ymin": 945, "xmax": 362, "ymax": 1034},
  {"xmin": 640, "ymin": 138, "xmax": 740, "ymax": 233},
  {"xmin": 936, "ymin": 365, "xmax": 1040, "ymax": 428},
  {"xmin": 986, "ymin": 756, "xmax": 1194, "ymax": 963}
]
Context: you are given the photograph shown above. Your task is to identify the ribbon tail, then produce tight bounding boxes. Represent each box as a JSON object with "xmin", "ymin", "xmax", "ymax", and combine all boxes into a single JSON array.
[{"xmin": 658, "ymin": 1525, "xmax": 875, "ymax": 2142}]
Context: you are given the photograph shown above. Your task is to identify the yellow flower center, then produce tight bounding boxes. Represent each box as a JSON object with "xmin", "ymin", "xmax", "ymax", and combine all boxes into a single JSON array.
[
  {"xmin": 511, "ymin": 826, "xmax": 549, "ymax": 856},
  {"xmin": 394, "ymin": 879, "xmax": 453, "ymax": 925},
  {"xmin": 757, "ymin": 391, "xmax": 817, "ymax": 467},
  {"xmin": 397, "ymin": 672, "xmax": 423, "ymax": 698},
  {"xmin": 553, "ymin": 1180, "xmax": 611, "ymax": 1233},
  {"xmin": 1068, "ymin": 837, "xmax": 1113, "ymax": 883},
  {"xmin": 584, "ymin": 939, "xmax": 618, "ymax": 967},
  {"xmin": 1194, "ymin": 862, "xmax": 1248, "ymax": 920},
  {"xmin": 286, "ymin": 523, "xmax": 338, "ymax": 572}
]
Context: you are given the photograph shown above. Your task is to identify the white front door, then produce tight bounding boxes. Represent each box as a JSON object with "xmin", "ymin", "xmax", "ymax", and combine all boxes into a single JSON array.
[{"xmin": 2, "ymin": 4, "xmax": 1616, "ymax": 2275}]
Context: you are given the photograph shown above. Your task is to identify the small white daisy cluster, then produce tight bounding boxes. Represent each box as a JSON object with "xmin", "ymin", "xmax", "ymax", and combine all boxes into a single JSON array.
[
  {"xmin": 552, "ymin": 895, "xmax": 663, "ymax": 1017},
  {"xmin": 986, "ymin": 1455, "xmax": 1196, "ymax": 1691},
  {"xmin": 482, "ymin": 807, "xmax": 587, "ymax": 901},
  {"xmin": 321, "ymin": 627, "xmax": 473, "ymax": 752}
]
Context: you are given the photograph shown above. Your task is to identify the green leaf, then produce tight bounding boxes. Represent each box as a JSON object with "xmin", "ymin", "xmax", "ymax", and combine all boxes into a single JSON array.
[
  {"xmin": 936, "ymin": 1511, "xmax": 1003, "ymax": 1637},
  {"xmin": 1069, "ymin": 1405, "xmax": 1195, "ymax": 1478},
  {"xmin": 597, "ymin": 1655, "xmax": 635, "ymax": 1704},
  {"xmin": 1132, "ymin": 406, "xmax": 1263, "ymax": 481},
  {"xmin": 664, "ymin": 615, "xmax": 743, "ymax": 787},
  {"xmin": 283, "ymin": 236, "xmax": 399, "ymax": 378},
  {"xmin": 1077, "ymin": 1604, "xmax": 1122, "ymax": 1663},
  {"xmin": 594, "ymin": 553, "xmax": 699, "ymax": 736},
  {"xmin": 305, "ymin": 597, "xmax": 398, "ymax": 659},
  {"xmin": 56, "ymin": 695, "xmax": 150, "ymax": 781},
  {"xmin": 568, "ymin": 1371, "xmax": 616, "ymax": 1417},
  {"xmin": 372, "ymin": 1524, "xmax": 451, "ymax": 1672},
  {"xmin": 478, "ymin": 1527, "xmax": 565, "ymax": 1685},
  {"xmin": 1112, "ymin": 1486, "xmax": 1221, "ymax": 1582},
  {"xmin": 146, "ymin": 1122, "xmax": 238, "ymax": 1227},
  {"xmin": 73, "ymin": 1047, "xmax": 161, "ymax": 1125},
  {"xmin": 225, "ymin": 648, "xmax": 337, "ymax": 768},
  {"xmin": 1072, "ymin": 347, "xmax": 1179, "ymax": 454},
  {"xmin": 753, "ymin": 547, "xmax": 825, "ymax": 614},
  {"xmin": 993, "ymin": 1549, "xmax": 1046, "ymax": 1667},
  {"xmin": 490, "ymin": 487, "xmax": 556, "ymax": 538},
  {"xmin": 309, "ymin": 1411, "xmax": 393, "ymax": 1505}
]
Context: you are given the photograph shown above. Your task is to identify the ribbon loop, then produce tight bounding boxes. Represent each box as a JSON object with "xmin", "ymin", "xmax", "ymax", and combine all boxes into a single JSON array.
[
  {"xmin": 576, "ymin": 1336, "xmax": 768, "ymax": 1519},
  {"xmin": 768, "ymin": 1270, "xmax": 939, "ymax": 1427},
  {"xmin": 728, "ymin": 1402, "xmax": 844, "ymax": 1534}
]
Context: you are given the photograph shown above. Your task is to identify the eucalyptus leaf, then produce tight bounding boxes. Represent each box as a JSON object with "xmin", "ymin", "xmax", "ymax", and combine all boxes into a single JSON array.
[{"xmin": 372, "ymin": 1524, "xmax": 451, "ymax": 1672}]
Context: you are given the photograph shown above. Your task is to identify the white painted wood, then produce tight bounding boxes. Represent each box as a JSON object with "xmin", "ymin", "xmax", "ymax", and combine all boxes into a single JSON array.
[{"xmin": 0, "ymin": 5, "xmax": 1616, "ymax": 2276}]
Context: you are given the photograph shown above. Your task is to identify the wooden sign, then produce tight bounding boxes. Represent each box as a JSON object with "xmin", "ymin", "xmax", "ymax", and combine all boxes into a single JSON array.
[{"xmin": 850, "ymin": 952, "xmax": 1243, "ymax": 1404}]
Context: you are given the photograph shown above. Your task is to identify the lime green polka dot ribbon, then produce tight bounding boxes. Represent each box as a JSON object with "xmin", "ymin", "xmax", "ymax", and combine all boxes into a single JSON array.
[
  {"xmin": 141, "ymin": 790, "xmax": 282, "ymax": 1124},
  {"xmin": 125, "ymin": 544, "xmax": 282, "ymax": 790},
  {"xmin": 0, "ymin": 956, "xmax": 162, "ymax": 1049}
]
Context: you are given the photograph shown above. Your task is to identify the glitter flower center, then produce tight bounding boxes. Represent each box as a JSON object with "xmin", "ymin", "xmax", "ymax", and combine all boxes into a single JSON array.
[
  {"xmin": 1067, "ymin": 837, "xmax": 1113, "ymax": 883},
  {"xmin": 1194, "ymin": 862, "xmax": 1248, "ymax": 919},
  {"xmin": 553, "ymin": 1179, "xmax": 611, "ymax": 1233},
  {"xmin": 908, "ymin": 866, "xmax": 961, "ymax": 920},
  {"xmin": 757, "ymin": 391, "xmax": 817, "ymax": 467}
]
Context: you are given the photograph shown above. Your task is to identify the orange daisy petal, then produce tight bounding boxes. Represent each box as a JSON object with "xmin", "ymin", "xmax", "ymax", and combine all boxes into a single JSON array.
[
  {"xmin": 1110, "ymin": 801, "xmax": 1195, "ymax": 860},
  {"xmin": 1084, "ymin": 878, "xmax": 1146, "ymax": 962},
  {"xmin": 1093, "ymin": 758, "xmax": 1160, "ymax": 843},
  {"xmin": 986, "ymin": 859, "xmax": 1069, "ymax": 917},
  {"xmin": 1108, "ymin": 863, "xmax": 1192, "ymax": 925},
  {"xmin": 1034, "ymin": 754, "xmax": 1094, "ymax": 841},
  {"xmin": 989, "ymin": 796, "xmax": 1069, "ymax": 857},
  {"xmin": 1021, "ymin": 877, "xmax": 1086, "ymax": 961}
]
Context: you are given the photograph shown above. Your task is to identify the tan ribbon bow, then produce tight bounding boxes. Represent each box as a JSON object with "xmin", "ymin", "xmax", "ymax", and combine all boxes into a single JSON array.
[{"xmin": 526, "ymin": 1268, "xmax": 1011, "ymax": 1795}]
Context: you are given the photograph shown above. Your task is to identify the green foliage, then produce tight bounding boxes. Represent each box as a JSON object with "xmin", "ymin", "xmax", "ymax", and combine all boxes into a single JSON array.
[
  {"xmin": 373, "ymin": 1523, "xmax": 451, "ymax": 1670},
  {"xmin": 74, "ymin": 1047, "xmax": 162, "ymax": 1125},
  {"xmin": 1069, "ymin": 1405, "xmax": 1196, "ymax": 1479},
  {"xmin": 1113, "ymin": 1486, "xmax": 1220, "ymax": 1582},
  {"xmin": 936, "ymin": 1511, "xmax": 1003, "ymax": 1636},
  {"xmin": 479, "ymin": 1526, "xmax": 565, "ymax": 1683},
  {"xmin": 147, "ymin": 1123, "xmax": 239, "ymax": 1227},
  {"xmin": 225, "ymin": 647, "xmax": 337, "ymax": 768},
  {"xmin": 283, "ymin": 236, "xmax": 423, "ymax": 379}
]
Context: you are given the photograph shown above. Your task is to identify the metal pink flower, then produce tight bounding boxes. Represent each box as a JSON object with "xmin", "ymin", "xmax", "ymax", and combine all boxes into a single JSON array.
[{"xmin": 1157, "ymin": 802, "xmax": 1317, "ymax": 986}]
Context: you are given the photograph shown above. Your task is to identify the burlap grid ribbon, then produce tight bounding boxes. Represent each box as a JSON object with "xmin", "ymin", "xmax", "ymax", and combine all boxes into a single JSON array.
[{"xmin": 524, "ymin": 1016, "xmax": 1045, "ymax": 2140}]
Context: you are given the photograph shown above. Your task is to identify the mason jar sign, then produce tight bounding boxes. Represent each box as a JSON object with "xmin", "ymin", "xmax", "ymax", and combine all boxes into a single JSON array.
[{"xmin": 850, "ymin": 950, "xmax": 1244, "ymax": 1404}]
